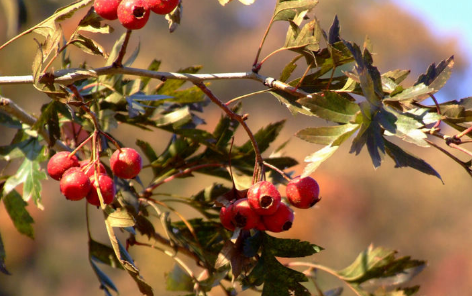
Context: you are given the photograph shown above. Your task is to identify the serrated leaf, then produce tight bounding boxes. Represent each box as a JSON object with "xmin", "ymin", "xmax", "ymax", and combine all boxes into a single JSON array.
[
  {"xmin": 284, "ymin": 18, "xmax": 322, "ymax": 54},
  {"xmin": 301, "ymin": 145, "xmax": 339, "ymax": 177},
  {"xmin": 378, "ymin": 107, "xmax": 429, "ymax": 147},
  {"xmin": 336, "ymin": 245, "xmax": 426, "ymax": 285},
  {"xmin": 296, "ymin": 123, "xmax": 359, "ymax": 145},
  {"xmin": 264, "ymin": 233, "xmax": 322, "ymax": 258},
  {"xmin": 415, "ymin": 56, "xmax": 454, "ymax": 93},
  {"xmin": 106, "ymin": 208, "xmax": 136, "ymax": 228},
  {"xmin": 0, "ymin": 232, "xmax": 10, "ymax": 275},
  {"xmin": 89, "ymin": 239, "xmax": 123, "ymax": 269},
  {"xmin": 383, "ymin": 69, "xmax": 410, "ymax": 85},
  {"xmin": 343, "ymin": 41, "xmax": 382, "ymax": 107},
  {"xmin": 386, "ymin": 83, "xmax": 433, "ymax": 102},
  {"xmin": 2, "ymin": 190, "xmax": 34, "ymax": 239},
  {"xmin": 384, "ymin": 138, "xmax": 441, "ymax": 181},
  {"xmin": 273, "ymin": 0, "xmax": 318, "ymax": 22},
  {"xmin": 165, "ymin": 264, "xmax": 194, "ymax": 292},
  {"xmin": 239, "ymin": 120, "xmax": 285, "ymax": 154},
  {"xmin": 90, "ymin": 258, "xmax": 119, "ymax": 293},
  {"xmin": 77, "ymin": 7, "xmax": 113, "ymax": 34},
  {"xmin": 0, "ymin": 136, "xmax": 43, "ymax": 161},
  {"xmin": 70, "ymin": 33, "xmax": 107, "ymax": 57},
  {"xmin": 298, "ymin": 91, "xmax": 360, "ymax": 123},
  {"xmin": 4, "ymin": 158, "xmax": 47, "ymax": 209}
]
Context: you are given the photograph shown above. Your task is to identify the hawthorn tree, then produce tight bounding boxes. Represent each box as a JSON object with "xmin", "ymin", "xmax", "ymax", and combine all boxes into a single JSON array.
[{"xmin": 0, "ymin": 0, "xmax": 470, "ymax": 295}]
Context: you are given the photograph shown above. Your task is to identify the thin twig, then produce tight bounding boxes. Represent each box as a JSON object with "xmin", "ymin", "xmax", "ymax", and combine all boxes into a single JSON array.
[
  {"xmin": 425, "ymin": 139, "xmax": 472, "ymax": 176},
  {"xmin": 113, "ymin": 29, "xmax": 132, "ymax": 67},
  {"xmin": 194, "ymin": 82, "xmax": 265, "ymax": 183}
]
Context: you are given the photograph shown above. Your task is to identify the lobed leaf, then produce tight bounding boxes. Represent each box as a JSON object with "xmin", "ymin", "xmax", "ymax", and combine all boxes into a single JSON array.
[
  {"xmin": 384, "ymin": 139, "xmax": 441, "ymax": 181},
  {"xmin": 273, "ymin": 0, "xmax": 318, "ymax": 22},
  {"xmin": 298, "ymin": 91, "xmax": 360, "ymax": 123},
  {"xmin": 296, "ymin": 123, "xmax": 359, "ymax": 145},
  {"xmin": 2, "ymin": 190, "xmax": 34, "ymax": 239}
]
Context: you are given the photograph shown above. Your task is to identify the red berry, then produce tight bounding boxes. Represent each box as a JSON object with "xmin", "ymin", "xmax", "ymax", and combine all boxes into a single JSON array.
[
  {"xmin": 219, "ymin": 204, "xmax": 235, "ymax": 231},
  {"xmin": 231, "ymin": 198, "xmax": 261, "ymax": 230},
  {"xmin": 262, "ymin": 203, "xmax": 294, "ymax": 233},
  {"xmin": 80, "ymin": 160, "xmax": 107, "ymax": 177},
  {"xmin": 110, "ymin": 148, "xmax": 142, "ymax": 179},
  {"xmin": 247, "ymin": 181, "xmax": 281, "ymax": 215},
  {"xmin": 60, "ymin": 168, "xmax": 92, "ymax": 201},
  {"xmin": 87, "ymin": 175, "xmax": 116, "ymax": 207},
  {"xmin": 117, "ymin": 0, "xmax": 150, "ymax": 30},
  {"xmin": 286, "ymin": 176, "xmax": 320, "ymax": 209},
  {"xmin": 47, "ymin": 151, "xmax": 80, "ymax": 181},
  {"xmin": 94, "ymin": 0, "xmax": 122, "ymax": 20},
  {"xmin": 148, "ymin": 0, "xmax": 179, "ymax": 15}
]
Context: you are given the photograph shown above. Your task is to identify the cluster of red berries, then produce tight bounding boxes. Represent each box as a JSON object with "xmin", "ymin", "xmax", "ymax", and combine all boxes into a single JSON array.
[
  {"xmin": 93, "ymin": 0, "xmax": 179, "ymax": 30},
  {"xmin": 219, "ymin": 177, "xmax": 320, "ymax": 233},
  {"xmin": 47, "ymin": 148, "xmax": 142, "ymax": 206}
]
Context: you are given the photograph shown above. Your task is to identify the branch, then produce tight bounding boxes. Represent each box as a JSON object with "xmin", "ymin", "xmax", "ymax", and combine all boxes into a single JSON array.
[
  {"xmin": 0, "ymin": 67, "xmax": 313, "ymax": 99},
  {"xmin": 0, "ymin": 96, "xmax": 70, "ymax": 151}
]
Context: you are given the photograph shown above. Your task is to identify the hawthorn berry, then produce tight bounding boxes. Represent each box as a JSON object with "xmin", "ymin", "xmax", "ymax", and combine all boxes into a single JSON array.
[
  {"xmin": 80, "ymin": 160, "xmax": 107, "ymax": 177},
  {"xmin": 94, "ymin": 0, "xmax": 122, "ymax": 20},
  {"xmin": 262, "ymin": 203, "xmax": 294, "ymax": 233},
  {"xmin": 286, "ymin": 176, "xmax": 320, "ymax": 209},
  {"xmin": 60, "ymin": 168, "xmax": 92, "ymax": 201},
  {"xmin": 110, "ymin": 147, "xmax": 142, "ymax": 179},
  {"xmin": 231, "ymin": 198, "xmax": 261, "ymax": 230},
  {"xmin": 117, "ymin": 0, "xmax": 150, "ymax": 30},
  {"xmin": 87, "ymin": 175, "xmax": 116, "ymax": 207},
  {"xmin": 47, "ymin": 151, "xmax": 80, "ymax": 181},
  {"xmin": 219, "ymin": 204, "xmax": 235, "ymax": 231},
  {"xmin": 148, "ymin": 0, "xmax": 179, "ymax": 15},
  {"xmin": 247, "ymin": 181, "xmax": 281, "ymax": 215}
]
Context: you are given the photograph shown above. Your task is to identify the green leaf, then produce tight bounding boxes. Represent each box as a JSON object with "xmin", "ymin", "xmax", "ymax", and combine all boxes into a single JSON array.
[
  {"xmin": 0, "ymin": 232, "xmax": 10, "ymax": 275},
  {"xmin": 383, "ymin": 69, "xmax": 411, "ymax": 85},
  {"xmin": 415, "ymin": 56, "xmax": 454, "ymax": 93},
  {"xmin": 0, "ymin": 112, "xmax": 21, "ymax": 128},
  {"xmin": 165, "ymin": 1, "xmax": 182, "ymax": 33},
  {"xmin": 343, "ymin": 41, "xmax": 382, "ymax": 107},
  {"xmin": 165, "ymin": 264, "xmax": 194, "ymax": 292},
  {"xmin": 268, "ymin": 90, "xmax": 314, "ymax": 116},
  {"xmin": 157, "ymin": 66, "xmax": 203, "ymax": 95},
  {"xmin": 296, "ymin": 123, "xmax": 359, "ymax": 145},
  {"xmin": 301, "ymin": 145, "xmax": 339, "ymax": 177},
  {"xmin": 273, "ymin": 0, "xmax": 318, "ymax": 22},
  {"xmin": 298, "ymin": 91, "xmax": 360, "ymax": 123},
  {"xmin": 141, "ymin": 59, "xmax": 161, "ymax": 88},
  {"xmin": 105, "ymin": 208, "xmax": 136, "ymax": 228},
  {"xmin": 336, "ymin": 245, "xmax": 426, "ymax": 284},
  {"xmin": 279, "ymin": 55, "xmax": 302, "ymax": 82},
  {"xmin": 90, "ymin": 258, "xmax": 119, "ymax": 293},
  {"xmin": 2, "ymin": 190, "xmax": 34, "ymax": 239},
  {"xmin": 386, "ymin": 83, "xmax": 432, "ymax": 102},
  {"xmin": 384, "ymin": 138, "xmax": 442, "ymax": 181},
  {"xmin": 239, "ymin": 120, "xmax": 286, "ymax": 155},
  {"xmin": 0, "ymin": 136, "xmax": 44, "ymax": 161},
  {"xmin": 284, "ymin": 17, "xmax": 322, "ymax": 54},
  {"xmin": 70, "ymin": 33, "xmax": 107, "ymax": 57},
  {"xmin": 77, "ymin": 7, "xmax": 113, "ymax": 34},
  {"xmin": 350, "ymin": 107, "xmax": 385, "ymax": 168},
  {"xmin": 378, "ymin": 107, "xmax": 429, "ymax": 147},
  {"xmin": 264, "ymin": 233, "xmax": 322, "ymax": 258},
  {"xmin": 4, "ymin": 158, "xmax": 47, "ymax": 209},
  {"xmin": 89, "ymin": 239, "xmax": 123, "ymax": 269}
]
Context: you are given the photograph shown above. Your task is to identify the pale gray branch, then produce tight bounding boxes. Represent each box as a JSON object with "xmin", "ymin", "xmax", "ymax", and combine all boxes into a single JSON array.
[{"xmin": 0, "ymin": 66, "xmax": 312, "ymax": 98}]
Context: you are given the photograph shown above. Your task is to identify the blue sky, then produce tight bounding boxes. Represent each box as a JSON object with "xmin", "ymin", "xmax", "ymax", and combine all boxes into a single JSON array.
[{"xmin": 393, "ymin": 0, "xmax": 472, "ymax": 97}]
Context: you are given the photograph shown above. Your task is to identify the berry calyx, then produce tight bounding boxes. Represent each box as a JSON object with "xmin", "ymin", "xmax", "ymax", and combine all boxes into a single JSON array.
[
  {"xmin": 47, "ymin": 151, "xmax": 80, "ymax": 181},
  {"xmin": 148, "ymin": 0, "xmax": 179, "ymax": 15},
  {"xmin": 219, "ymin": 204, "xmax": 235, "ymax": 231},
  {"xmin": 80, "ymin": 160, "xmax": 107, "ymax": 177},
  {"xmin": 87, "ymin": 175, "xmax": 116, "ymax": 207},
  {"xmin": 247, "ymin": 181, "xmax": 281, "ymax": 215},
  {"xmin": 231, "ymin": 198, "xmax": 261, "ymax": 230},
  {"xmin": 60, "ymin": 168, "xmax": 92, "ymax": 201},
  {"xmin": 286, "ymin": 176, "xmax": 320, "ymax": 209},
  {"xmin": 94, "ymin": 0, "xmax": 122, "ymax": 20},
  {"xmin": 117, "ymin": 0, "xmax": 150, "ymax": 30},
  {"xmin": 110, "ymin": 147, "xmax": 142, "ymax": 179},
  {"xmin": 262, "ymin": 203, "xmax": 294, "ymax": 233}
]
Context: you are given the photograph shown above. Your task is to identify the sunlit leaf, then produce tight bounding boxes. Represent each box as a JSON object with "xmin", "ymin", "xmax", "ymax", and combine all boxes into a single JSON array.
[
  {"xmin": 70, "ymin": 33, "xmax": 107, "ymax": 57},
  {"xmin": 298, "ymin": 91, "xmax": 360, "ymax": 123},
  {"xmin": 106, "ymin": 208, "xmax": 136, "ymax": 228},
  {"xmin": 415, "ymin": 56, "xmax": 454, "ymax": 93},
  {"xmin": 296, "ymin": 123, "xmax": 359, "ymax": 145},
  {"xmin": 273, "ymin": 0, "xmax": 318, "ymax": 22},
  {"xmin": 165, "ymin": 264, "xmax": 194, "ymax": 291},
  {"xmin": 302, "ymin": 145, "xmax": 339, "ymax": 177}
]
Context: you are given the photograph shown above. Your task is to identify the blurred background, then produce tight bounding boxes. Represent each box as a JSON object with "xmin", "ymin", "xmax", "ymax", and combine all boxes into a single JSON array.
[{"xmin": 1, "ymin": 0, "xmax": 472, "ymax": 295}]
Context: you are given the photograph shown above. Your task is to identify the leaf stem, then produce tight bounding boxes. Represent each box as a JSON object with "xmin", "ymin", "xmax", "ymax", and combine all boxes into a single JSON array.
[
  {"xmin": 252, "ymin": 14, "xmax": 276, "ymax": 72},
  {"xmin": 113, "ymin": 29, "xmax": 132, "ymax": 67}
]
